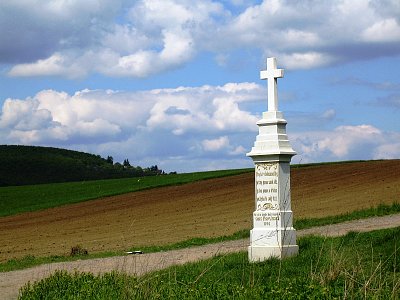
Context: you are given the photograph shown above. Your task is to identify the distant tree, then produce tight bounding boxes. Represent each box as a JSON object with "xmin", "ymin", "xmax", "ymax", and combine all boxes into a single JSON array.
[
  {"xmin": 123, "ymin": 159, "xmax": 131, "ymax": 168},
  {"xmin": 114, "ymin": 162, "xmax": 123, "ymax": 169},
  {"xmin": 106, "ymin": 156, "xmax": 113, "ymax": 164},
  {"xmin": 135, "ymin": 166, "xmax": 144, "ymax": 176}
]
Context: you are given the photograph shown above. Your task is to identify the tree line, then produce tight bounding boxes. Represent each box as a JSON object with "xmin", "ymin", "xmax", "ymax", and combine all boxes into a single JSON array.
[{"xmin": 0, "ymin": 145, "xmax": 172, "ymax": 187}]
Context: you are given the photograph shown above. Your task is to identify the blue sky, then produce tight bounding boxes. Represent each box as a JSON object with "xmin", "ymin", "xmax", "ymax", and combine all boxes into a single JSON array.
[{"xmin": 1, "ymin": 0, "xmax": 399, "ymax": 172}]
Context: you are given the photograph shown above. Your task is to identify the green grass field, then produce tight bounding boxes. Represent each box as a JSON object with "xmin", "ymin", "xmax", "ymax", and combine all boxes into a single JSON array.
[
  {"xmin": 19, "ymin": 227, "xmax": 400, "ymax": 299},
  {"xmin": 0, "ymin": 168, "xmax": 251, "ymax": 217}
]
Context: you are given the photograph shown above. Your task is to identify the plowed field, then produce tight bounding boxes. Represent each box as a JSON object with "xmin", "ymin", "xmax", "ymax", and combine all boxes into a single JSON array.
[{"xmin": 1, "ymin": 160, "xmax": 399, "ymax": 262}]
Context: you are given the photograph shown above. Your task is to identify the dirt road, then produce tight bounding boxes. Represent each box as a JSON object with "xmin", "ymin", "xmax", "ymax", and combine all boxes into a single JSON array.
[{"xmin": 2, "ymin": 214, "xmax": 400, "ymax": 300}]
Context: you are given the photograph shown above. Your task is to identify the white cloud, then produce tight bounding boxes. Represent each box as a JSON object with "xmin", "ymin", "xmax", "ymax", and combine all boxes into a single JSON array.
[
  {"xmin": 362, "ymin": 18, "xmax": 400, "ymax": 42},
  {"xmin": 1, "ymin": 84, "xmax": 399, "ymax": 171},
  {"xmin": 291, "ymin": 124, "xmax": 400, "ymax": 164},
  {"xmin": 145, "ymin": 82, "xmax": 262, "ymax": 134},
  {"xmin": 374, "ymin": 140, "xmax": 400, "ymax": 159},
  {"xmin": 0, "ymin": 83, "xmax": 263, "ymax": 169},
  {"xmin": 277, "ymin": 52, "xmax": 336, "ymax": 70},
  {"xmin": 3, "ymin": 0, "xmax": 400, "ymax": 77},
  {"xmin": 8, "ymin": 54, "xmax": 65, "ymax": 77},
  {"xmin": 202, "ymin": 136, "xmax": 230, "ymax": 151},
  {"xmin": 0, "ymin": 98, "xmax": 54, "ymax": 130},
  {"xmin": 7, "ymin": 53, "xmax": 89, "ymax": 79},
  {"xmin": 319, "ymin": 125, "xmax": 381, "ymax": 157},
  {"xmin": 75, "ymin": 119, "xmax": 121, "ymax": 137},
  {"xmin": 214, "ymin": 0, "xmax": 400, "ymax": 68}
]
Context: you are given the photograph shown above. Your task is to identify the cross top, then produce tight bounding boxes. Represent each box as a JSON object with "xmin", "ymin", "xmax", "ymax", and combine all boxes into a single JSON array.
[{"xmin": 260, "ymin": 57, "xmax": 284, "ymax": 111}]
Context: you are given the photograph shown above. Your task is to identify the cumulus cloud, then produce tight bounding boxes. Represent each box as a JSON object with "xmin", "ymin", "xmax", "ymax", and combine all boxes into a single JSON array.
[
  {"xmin": 291, "ymin": 124, "xmax": 400, "ymax": 164},
  {"xmin": 202, "ymin": 136, "xmax": 230, "ymax": 151},
  {"xmin": 374, "ymin": 139, "xmax": 400, "ymax": 159},
  {"xmin": 2, "ymin": 0, "xmax": 400, "ymax": 78},
  {"xmin": 3, "ymin": 0, "xmax": 224, "ymax": 78},
  {"xmin": 1, "ymin": 83, "xmax": 399, "ymax": 171},
  {"xmin": 7, "ymin": 53, "xmax": 90, "ymax": 79},
  {"xmin": 278, "ymin": 52, "xmax": 336, "ymax": 70},
  {"xmin": 0, "ymin": 98, "xmax": 54, "ymax": 131},
  {"xmin": 218, "ymin": 0, "xmax": 400, "ymax": 68},
  {"xmin": 0, "ymin": 83, "xmax": 263, "ymax": 170},
  {"xmin": 362, "ymin": 18, "xmax": 400, "ymax": 42},
  {"xmin": 145, "ymin": 83, "xmax": 262, "ymax": 135}
]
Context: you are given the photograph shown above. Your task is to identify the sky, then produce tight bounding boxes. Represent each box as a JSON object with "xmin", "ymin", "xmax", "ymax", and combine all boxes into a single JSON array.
[{"xmin": 0, "ymin": 0, "xmax": 399, "ymax": 173}]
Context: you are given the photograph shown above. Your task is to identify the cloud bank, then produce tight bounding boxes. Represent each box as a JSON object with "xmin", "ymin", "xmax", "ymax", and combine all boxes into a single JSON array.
[
  {"xmin": 2, "ymin": 0, "xmax": 400, "ymax": 78},
  {"xmin": 1, "ymin": 84, "xmax": 399, "ymax": 171}
]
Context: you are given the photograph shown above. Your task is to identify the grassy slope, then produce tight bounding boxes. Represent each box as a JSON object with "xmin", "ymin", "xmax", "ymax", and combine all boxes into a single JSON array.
[
  {"xmin": 0, "ymin": 168, "xmax": 251, "ymax": 217},
  {"xmin": 19, "ymin": 227, "xmax": 400, "ymax": 299}
]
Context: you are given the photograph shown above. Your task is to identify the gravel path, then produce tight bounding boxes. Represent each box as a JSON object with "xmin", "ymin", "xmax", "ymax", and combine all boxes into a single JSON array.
[{"xmin": 2, "ymin": 214, "xmax": 400, "ymax": 300}]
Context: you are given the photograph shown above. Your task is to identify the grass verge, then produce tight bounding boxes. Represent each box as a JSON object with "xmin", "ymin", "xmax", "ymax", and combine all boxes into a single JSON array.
[
  {"xmin": 0, "ymin": 168, "xmax": 252, "ymax": 217},
  {"xmin": 2, "ymin": 202, "xmax": 400, "ymax": 273},
  {"xmin": 19, "ymin": 227, "xmax": 400, "ymax": 299}
]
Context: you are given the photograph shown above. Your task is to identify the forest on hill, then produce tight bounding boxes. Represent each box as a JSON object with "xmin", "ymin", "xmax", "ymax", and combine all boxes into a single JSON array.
[{"xmin": 0, "ymin": 145, "xmax": 165, "ymax": 187}]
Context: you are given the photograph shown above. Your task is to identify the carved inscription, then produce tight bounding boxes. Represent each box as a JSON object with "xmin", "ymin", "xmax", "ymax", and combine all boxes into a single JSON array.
[
  {"xmin": 254, "ymin": 211, "xmax": 280, "ymax": 227},
  {"xmin": 255, "ymin": 162, "xmax": 279, "ymax": 210}
]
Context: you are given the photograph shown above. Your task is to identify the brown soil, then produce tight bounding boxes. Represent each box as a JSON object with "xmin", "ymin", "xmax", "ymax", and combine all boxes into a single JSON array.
[
  {"xmin": 1, "ymin": 160, "xmax": 399, "ymax": 263},
  {"xmin": 2, "ymin": 214, "xmax": 400, "ymax": 300}
]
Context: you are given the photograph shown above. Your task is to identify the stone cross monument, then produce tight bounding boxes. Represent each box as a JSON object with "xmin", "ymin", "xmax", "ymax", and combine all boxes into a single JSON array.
[{"xmin": 247, "ymin": 57, "xmax": 298, "ymax": 262}]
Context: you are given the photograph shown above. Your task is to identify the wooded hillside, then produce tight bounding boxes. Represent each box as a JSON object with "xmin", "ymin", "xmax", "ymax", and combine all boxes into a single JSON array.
[{"xmin": 0, "ymin": 145, "xmax": 162, "ymax": 186}]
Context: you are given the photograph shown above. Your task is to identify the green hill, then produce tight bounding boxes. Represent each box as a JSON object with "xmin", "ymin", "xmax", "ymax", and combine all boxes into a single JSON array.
[{"xmin": 0, "ymin": 145, "xmax": 159, "ymax": 187}]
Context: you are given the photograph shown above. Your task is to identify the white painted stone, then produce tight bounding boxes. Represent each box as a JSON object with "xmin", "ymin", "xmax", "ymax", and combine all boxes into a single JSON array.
[{"xmin": 247, "ymin": 57, "xmax": 298, "ymax": 262}]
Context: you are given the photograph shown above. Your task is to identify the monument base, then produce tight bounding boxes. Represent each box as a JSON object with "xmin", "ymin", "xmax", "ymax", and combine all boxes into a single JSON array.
[
  {"xmin": 248, "ymin": 227, "xmax": 298, "ymax": 262},
  {"xmin": 248, "ymin": 245, "xmax": 298, "ymax": 262}
]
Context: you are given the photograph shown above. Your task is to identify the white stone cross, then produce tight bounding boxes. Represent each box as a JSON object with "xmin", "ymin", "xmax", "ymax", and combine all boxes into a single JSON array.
[{"xmin": 260, "ymin": 57, "xmax": 284, "ymax": 111}]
